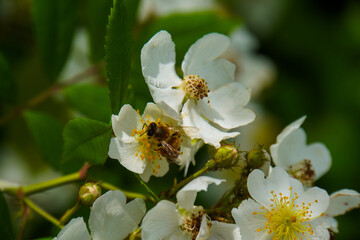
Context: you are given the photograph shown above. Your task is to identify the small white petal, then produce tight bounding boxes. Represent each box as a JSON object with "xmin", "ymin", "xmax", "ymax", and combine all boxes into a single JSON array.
[
  {"xmin": 208, "ymin": 221, "xmax": 241, "ymax": 240},
  {"xmin": 327, "ymin": 217, "xmax": 339, "ymax": 233},
  {"xmin": 307, "ymin": 217, "xmax": 331, "ymax": 240},
  {"xmin": 182, "ymin": 33, "xmax": 235, "ymax": 90},
  {"xmin": 182, "ymin": 100, "xmax": 239, "ymax": 147},
  {"xmin": 55, "ymin": 217, "xmax": 90, "ymax": 240},
  {"xmin": 196, "ymin": 215, "xmax": 210, "ymax": 240},
  {"xmin": 274, "ymin": 116, "xmax": 306, "ymax": 143},
  {"xmin": 142, "ymin": 200, "xmax": 182, "ymax": 240},
  {"xmin": 141, "ymin": 30, "xmax": 183, "ymax": 88},
  {"xmin": 247, "ymin": 167, "xmax": 291, "ymax": 209},
  {"xmin": 197, "ymin": 82, "xmax": 255, "ymax": 129},
  {"xmin": 177, "ymin": 176, "xmax": 225, "ymax": 210},
  {"xmin": 231, "ymin": 199, "xmax": 270, "ymax": 240},
  {"xmin": 326, "ymin": 189, "xmax": 360, "ymax": 217},
  {"xmin": 139, "ymin": 157, "xmax": 169, "ymax": 182},
  {"xmin": 89, "ymin": 191, "xmax": 145, "ymax": 240},
  {"xmin": 108, "ymin": 138, "xmax": 146, "ymax": 174},
  {"xmin": 295, "ymin": 187, "xmax": 329, "ymax": 218},
  {"xmin": 112, "ymin": 104, "xmax": 142, "ymax": 143}
]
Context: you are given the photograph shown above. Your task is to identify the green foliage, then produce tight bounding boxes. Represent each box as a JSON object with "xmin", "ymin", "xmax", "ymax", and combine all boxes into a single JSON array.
[
  {"xmin": 32, "ymin": 0, "xmax": 78, "ymax": 82},
  {"xmin": 87, "ymin": 0, "xmax": 113, "ymax": 62},
  {"xmin": 0, "ymin": 52, "xmax": 17, "ymax": 104},
  {"xmin": 24, "ymin": 111, "xmax": 63, "ymax": 170},
  {"xmin": 63, "ymin": 84, "xmax": 111, "ymax": 123},
  {"xmin": 62, "ymin": 118, "xmax": 112, "ymax": 173},
  {"xmin": 0, "ymin": 192, "xmax": 14, "ymax": 240},
  {"xmin": 105, "ymin": 0, "xmax": 132, "ymax": 115}
]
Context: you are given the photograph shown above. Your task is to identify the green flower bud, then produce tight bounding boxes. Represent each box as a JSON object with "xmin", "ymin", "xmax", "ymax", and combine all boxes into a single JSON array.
[
  {"xmin": 78, "ymin": 182, "xmax": 102, "ymax": 206},
  {"xmin": 246, "ymin": 145, "xmax": 270, "ymax": 170},
  {"xmin": 213, "ymin": 144, "xmax": 239, "ymax": 169}
]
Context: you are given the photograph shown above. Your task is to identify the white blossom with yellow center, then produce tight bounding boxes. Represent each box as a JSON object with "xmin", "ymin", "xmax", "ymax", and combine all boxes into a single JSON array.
[
  {"xmin": 141, "ymin": 30, "xmax": 255, "ymax": 147},
  {"xmin": 141, "ymin": 176, "xmax": 241, "ymax": 240},
  {"xmin": 232, "ymin": 167, "xmax": 331, "ymax": 240},
  {"xmin": 108, "ymin": 102, "xmax": 198, "ymax": 182}
]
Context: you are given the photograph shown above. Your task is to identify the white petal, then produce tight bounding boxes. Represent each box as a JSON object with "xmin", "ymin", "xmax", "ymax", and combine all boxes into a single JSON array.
[
  {"xmin": 142, "ymin": 102, "xmax": 180, "ymax": 126},
  {"xmin": 182, "ymin": 33, "xmax": 235, "ymax": 90},
  {"xmin": 177, "ymin": 176, "xmax": 225, "ymax": 210},
  {"xmin": 141, "ymin": 31, "xmax": 184, "ymax": 114},
  {"xmin": 231, "ymin": 199, "xmax": 270, "ymax": 240},
  {"xmin": 196, "ymin": 215, "xmax": 210, "ymax": 240},
  {"xmin": 295, "ymin": 186, "xmax": 329, "ymax": 218},
  {"xmin": 208, "ymin": 221, "xmax": 241, "ymax": 240},
  {"xmin": 141, "ymin": 30, "xmax": 183, "ymax": 88},
  {"xmin": 274, "ymin": 116, "xmax": 306, "ymax": 143},
  {"xmin": 179, "ymin": 140, "xmax": 203, "ymax": 176},
  {"xmin": 303, "ymin": 142, "xmax": 331, "ymax": 179},
  {"xmin": 112, "ymin": 104, "xmax": 142, "ymax": 143},
  {"xmin": 307, "ymin": 217, "xmax": 331, "ymax": 240},
  {"xmin": 270, "ymin": 127, "xmax": 331, "ymax": 180},
  {"xmin": 141, "ymin": 200, "xmax": 182, "ymax": 240},
  {"xmin": 147, "ymin": 80, "xmax": 185, "ymax": 115},
  {"xmin": 327, "ymin": 217, "xmax": 339, "ymax": 233},
  {"xmin": 108, "ymin": 138, "xmax": 146, "ymax": 174},
  {"xmin": 89, "ymin": 191, "xmax": 146, "ymax": 240},
  {"xmin": 139, "ymin": 157, "xmax": 169, "ymax": 182},
  {"xmin": 197, "ymin": 82, "xmax": 255, "ymax": 129},
  {"xmin": 326, "ymin": 189, "xmax": 360, "ymax": 217},
  {"xmin": 55, "ymin": 217, "xmax": 91, "ymax": 240},
  {"xmin": 247, "ymin": 167, "xmax": 291, "ymax": 209},
  {"xmin": 182, "ymin": 100, "xmax": 239, "ymax": 147}
]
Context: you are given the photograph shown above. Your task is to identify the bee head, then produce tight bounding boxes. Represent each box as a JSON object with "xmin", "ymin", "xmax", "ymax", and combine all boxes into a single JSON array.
[{"xmin": 147, "ymin": 122, "xmax": 157, "ymax": 136}]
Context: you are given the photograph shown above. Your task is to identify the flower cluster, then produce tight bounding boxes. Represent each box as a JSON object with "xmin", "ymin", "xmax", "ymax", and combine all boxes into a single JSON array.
[{"xmin": 55, "ymin": 30, "xmax": 360, "ymax": 240}]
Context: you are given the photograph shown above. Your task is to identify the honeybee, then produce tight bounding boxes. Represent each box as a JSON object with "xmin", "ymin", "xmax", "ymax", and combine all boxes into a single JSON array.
[{"xmin": 146, "ymin": 122, "xmax": 182, "ymax": 165}]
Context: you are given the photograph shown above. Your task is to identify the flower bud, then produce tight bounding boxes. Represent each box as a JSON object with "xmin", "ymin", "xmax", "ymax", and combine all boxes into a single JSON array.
[
  {"xmin": 78, "ymin": 182, "xmax": 102, "ymax": 206},
  {"xmin": 246, "ymin": 145, "xmax": 270, "ymax": 170},
  {"xmin": 213, "ymin": 144, "xmax": 239, "ymax": 169}
]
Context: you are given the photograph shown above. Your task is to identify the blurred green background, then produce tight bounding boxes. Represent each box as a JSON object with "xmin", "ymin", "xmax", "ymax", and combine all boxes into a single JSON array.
[{"xmin": 0, "ymin": 0, "xmax": 359, "ymax": 239}]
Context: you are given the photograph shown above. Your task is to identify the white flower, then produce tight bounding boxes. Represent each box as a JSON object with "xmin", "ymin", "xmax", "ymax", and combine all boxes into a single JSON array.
[
  {"xmin": 232, "ymin": 167, "xmax": 330, "ymax": 240},
  {"xmin": 325, "ymin": 189, "xmax": 360, "ymax": 233},
  {"xmin": 141, "ymin": 30, "xmax": 255, "ymax": 147},
  {"xmin": 108, "ymin": 102, "xmax": 198, "ymax": 181},
  {"xmin": 53, "ymin": 190, "xmax": 146, "ymax": 240},
  {"xmin": 141, "ymin": 176, "xmax": 241, "ymax": 240},
  {"xmin": 270, "ymin": 116, "xmax": 331, "ymax": 186},
  {"xmin": 222, "ymin": 27, "xmax": 275, "ymax": 97}
]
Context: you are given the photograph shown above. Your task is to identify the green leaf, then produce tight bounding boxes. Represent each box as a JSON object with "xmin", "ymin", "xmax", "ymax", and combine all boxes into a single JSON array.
[
  {"xmin": 24, "ymin": 111, "xmax": 63, "ymax": 170},
  {"xmin": 0, "ymin": 192, "xmax": 14, "ymax": 240},
  {"xmin": 62, "ymin": 118, "xmax": 112, "ymax": 173},
  {"xmin": 63, "ymin": 84, "xmax": 111, "ymax": 123},
  {"xmin": 32, "ymin": 0, "xmax": 78, "ymax": 82},
  {"xmin": 105, "ymin": 0, "xmax": 132, "ymax": 115},
  {"xmin": 87, "ymin": 0, "xmax": 113, "ymax": 62},
  {"xmin": 0, "ymin": 52, "xmax": 17, "ymax": 104}
]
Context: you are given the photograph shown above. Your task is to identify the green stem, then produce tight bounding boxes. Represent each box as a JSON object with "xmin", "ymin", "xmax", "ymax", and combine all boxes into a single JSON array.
[
  {"xmin": 129, "ymin": 227, "xmax": 141, "ymax": 240},
  {"xmin": 23, "ymin": 196, "xmax": 63, "ymax": 229},
  {"xmin": 4, "ymin": 164, "xmax": 89, "ymax": 196},
  {"xmin": 59, "ymin": 200, "xmax": 82, "ymax": 225},
  {"xmin": 100, "ymin": 181, "xmax": 156, "ymax": 203},
  {"xmin": 167, "ymin": 160, "xmax": 214, "ymax": 198},
  {"xmin": 134, "ymin": 174, "xmax": 161, "ymax": 203}
]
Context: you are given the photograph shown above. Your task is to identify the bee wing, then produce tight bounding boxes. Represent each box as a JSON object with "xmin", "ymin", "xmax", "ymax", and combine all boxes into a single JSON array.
[
  {"xmin": 169, "ymin": 126, "xmax": 200, "ymax": 139},
  {"xmin": 159, "ymin": 140, "xmax": 182, "ymax": 165}
]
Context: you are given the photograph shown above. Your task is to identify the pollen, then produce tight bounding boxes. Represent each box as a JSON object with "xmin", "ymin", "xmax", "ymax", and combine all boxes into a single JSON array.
[
  {"xmin": 181, "ymin": 210, "xmax": 210, "ymax": 240},
  {"xmin": 253, "ymin": 187, "xmax": 324, "ymax": 239},
  {"xmin": 183, "ymin": 75, "xmax": 210, "ymax": 103},
  {"xmin": 132, "ymin": 117, "xmax": 163, "ymax": 174}
]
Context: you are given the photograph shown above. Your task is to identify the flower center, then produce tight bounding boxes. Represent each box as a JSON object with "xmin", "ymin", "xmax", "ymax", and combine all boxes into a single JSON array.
[
  {"xmin": 180, "ymin": 209, "xmax": 210, "ymax": 240},
  {"xmin": 289, "ymin": 159, "xmax": 316, "ymax": 187},
  {"xmin": 253, "ymin": 187, "xmax": 324, "ymax": 239},
  {"xmin": 131, "ymin": 112, "xmax": 163, "ymax": 174},
  {"xmin": 183, "ymin": 75, "xmax": 210, "ymax": 103}
]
